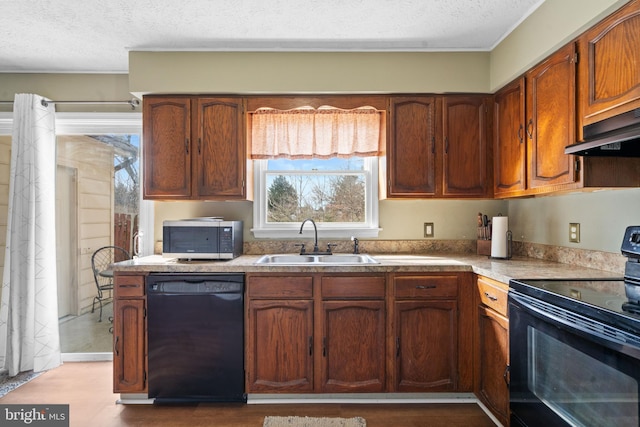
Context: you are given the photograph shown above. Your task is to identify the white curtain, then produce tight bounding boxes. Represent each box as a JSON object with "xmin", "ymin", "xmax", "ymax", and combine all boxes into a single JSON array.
[
  {"xmin": 250, "ymin": 106, "xmax": 384, "ymax": 159},
  {"xmin": 0, "ymin": 93, "xmax": 61, "ymax": 376}
]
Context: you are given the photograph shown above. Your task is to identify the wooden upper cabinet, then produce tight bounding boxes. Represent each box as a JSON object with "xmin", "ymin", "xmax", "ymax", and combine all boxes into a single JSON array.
[
  {"xmin": 193, "ymin": 97, "xmax": 246, "ymax": 199},
  {"xmin": 442, "ymin": 96, "xmax": 491, "ymax": 197},
  {"xmin": 494, "ymin": 78, "xmax": 526, "ymax": 198},
  {"xmin": 578, "ymin": 0, "xmax": 640, "ymax": 130},
  {"xmin": 387, "ymin": 96, "xmax": 438, "ymax": 197},
  {"xmin": 143, "ymin": 96, "xmax": 192, "ymax": 199},
  {"xmin": 388, "ymin": 95, "xmax": 491, "ymax": 198},
  {"xmin": 143, "ymin": 95, "xmax": 247, "ymax": 200},
  {"xmin": 526, "ymin": 42, "xmax": 579, "ymax": 192}
]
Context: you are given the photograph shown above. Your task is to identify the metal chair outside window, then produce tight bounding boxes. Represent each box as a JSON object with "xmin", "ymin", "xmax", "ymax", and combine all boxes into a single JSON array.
[{"xmin": 91, "ymin": 245, "xmax": 130, "ymax": 322}]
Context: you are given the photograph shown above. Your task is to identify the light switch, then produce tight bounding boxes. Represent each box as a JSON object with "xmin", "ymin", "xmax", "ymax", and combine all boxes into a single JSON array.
[{"xmin": 569, "ymin": 223, "xmax": 580, "ymax": 243}]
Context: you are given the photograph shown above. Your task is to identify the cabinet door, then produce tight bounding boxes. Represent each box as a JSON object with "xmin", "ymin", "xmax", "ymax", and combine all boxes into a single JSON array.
[
  {"xmin": 193, "ymin": 97, "xmax": 246, "ymax": 199},
  {"xmin": 477, "ymin": 305, "xmax": 510, "ymax": 427},
  {"xmin": 578, "ymin": 0, "xmax": 640, "ymax": 128},
  {"xmin": 113, "ymin": 299, "xmax": 146, "ymax": 393},
  {"xmin": 494, "ymin": 78, "xmax": 527, "ymax": 197},
  {"xmin": 320, "ymin": 300, "xmax": 386, "ymax": 392},
  {"xmin": 395, "ymin": 300, "xmax": 458, "ymax": 392},
  {"xmin": 526, "ymin": 43, "xmax": 578, "ymax": 191},
  {"xmin": 143, "ymin": 96, "xmax": 192, "ymax": 199},
  {"xmin": 246, "ymin": 300, "xmax": 314, "ymax": 392},
  {"xmin": 388, "ymin": 97, "xmax": 438, "ymax": 197},
  {"xmin": 442, "ymin": 96, "xmax": 490, "ymax": 197}
]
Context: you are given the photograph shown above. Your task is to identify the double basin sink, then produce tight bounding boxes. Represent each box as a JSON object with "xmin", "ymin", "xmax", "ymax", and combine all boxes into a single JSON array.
[{"xmin": 255, "ymin": 253, "xmax": 379, "ymax": 265}]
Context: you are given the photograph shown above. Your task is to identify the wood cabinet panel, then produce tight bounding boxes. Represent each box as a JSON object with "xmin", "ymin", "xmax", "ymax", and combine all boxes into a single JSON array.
[
  {"xmin": 143, "ymin": 97, "xmax": 191, "ymax": 199},
  {"xmin": 394, "ymin": 275, "xmax": 458, "ymax": 299},
  {"xmin": 247, "ymin": 275, "xmax": 313, "ymax": 299},
  {"xmin": 143, "ymin": 95, "xmax": 247, "ymax": 201},
  {"xmin": 246, "ymin": 299, "xmax": 314, "ymax": 392},
  {"xmin": 526, "ymin": 42, "xmax": 578, "ymax": 191},
  {"xmin": 578, "ymin": 0, "xmax": 640, "ymax": 127},
  {"xmin": 442, "ymin": 96, "xmax": 490, "ymax": 197},
  {"xmin": 113, "ymin": 298, "xmax": 146, "ymax": 393},
  {"xmin": 476, "ymin": 276, "xmax": 508, "ymax": 317},
  {"xmin": 320, "ymin": 300, "xmax": 386, "ymax": 393},
  {"xmin": 321, "ymin": 275, "xmax": 385, "ymax": 299},
  {"xmin": 114, "ymin": 274, "xmax": 145, "ymax": 298},
  {"xmin": 194, "ymin": 98, "xmax": 246, "ymax": 199},
  {"xmin": 494, "ymin": 78, "xmax": 527, "ymax": 197},
  {"xmin": 476, "ymin": 305, "xmax": 510, "ymax": 427},
  {"xmin": 387, "ymin": 97, "xmax": 438, "ymax": 197},
  {"xmin": 395, "ymin": 300, "xmax": 458, "ymax": 392}
]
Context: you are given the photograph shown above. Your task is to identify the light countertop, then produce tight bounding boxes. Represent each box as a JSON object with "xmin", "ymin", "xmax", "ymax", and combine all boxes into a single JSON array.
[{"xmin": 112, "ymin": 253, "xmax": 622, "ymax": 285}]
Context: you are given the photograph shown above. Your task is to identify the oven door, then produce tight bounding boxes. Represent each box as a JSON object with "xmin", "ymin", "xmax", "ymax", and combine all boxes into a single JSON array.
[{"xmin": 508, "ymin": 290, "xmax": 640, "ymax": 427}]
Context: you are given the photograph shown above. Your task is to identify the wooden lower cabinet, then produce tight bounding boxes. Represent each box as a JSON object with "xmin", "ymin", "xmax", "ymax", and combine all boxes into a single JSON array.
[
  {"xmin": 395, "ymin": 300, "xmax": 458, "ymax": 391},
  {"xmin": 246, "ymin": 272, "xmax": 476, "ymax": 395},
  {"xmin": 392, "ymin": 274, "xmax": 462, "ymax": 392},
  {"xmin": 246, "ymin": 274, "xmax": 314, "ymax": 392},
  {"xmin": 247, "ymin": 299, "xmax": 314, "ymax": 392},
  {"xmin": 321, "ymin": 300, "xmax": 386, "ymax": 392},
  {"xmin": 113, "ymin": 274, "xmax": 147, "ymax": 394},
  {"xmin": 475, "ymin": 276, "xmax": 510, "ymax": 426}
]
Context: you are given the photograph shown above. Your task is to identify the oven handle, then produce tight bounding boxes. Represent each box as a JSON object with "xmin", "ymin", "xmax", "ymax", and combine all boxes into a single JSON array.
[{"xmin": 509, "ymin": 290, "xmax": 640, "ymax": 359}]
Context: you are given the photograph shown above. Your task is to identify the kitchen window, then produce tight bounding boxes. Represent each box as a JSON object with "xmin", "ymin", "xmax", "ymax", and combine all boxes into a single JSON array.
[{"xmin": 250, "ymin": 106, "xmax": 384, "ymax": 238}]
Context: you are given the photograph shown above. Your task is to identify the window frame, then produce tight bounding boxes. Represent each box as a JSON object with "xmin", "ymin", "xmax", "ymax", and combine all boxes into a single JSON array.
[{"xmin": 252, "ymin": 156, "xmax": 381, "ymax": 239}]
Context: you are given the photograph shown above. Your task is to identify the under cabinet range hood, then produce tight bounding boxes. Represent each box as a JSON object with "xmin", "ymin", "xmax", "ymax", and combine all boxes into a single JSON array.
[{"xmin": 565, "ymin": 108, "xmax": 640, "ymax": 156}]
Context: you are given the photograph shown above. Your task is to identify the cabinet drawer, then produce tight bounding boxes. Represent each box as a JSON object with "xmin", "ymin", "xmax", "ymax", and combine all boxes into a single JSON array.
[
  {"xmin": 248, "ymin": 275, "xmax": 313, "ymax": 299},
  {"xmin": 477, "ymin": 276, "xmax": 508, "ymax": 316},
  {"xmin": 321, "ymin": 276, "xmax": 385, "ymax": 299},
  {"xmin": 394, "ymin": 275, "xmax": 458, "ymax": 299},
  {"xmin": 115, "ymin": 274, "xmax": 145, "ymax": 297}
]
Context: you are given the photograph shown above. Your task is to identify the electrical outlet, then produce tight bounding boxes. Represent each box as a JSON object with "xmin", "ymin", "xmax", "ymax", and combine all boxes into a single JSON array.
[
  {"xmin": 569, "ymin": 223, "xmax": 580, "ymax": 243},
  {"xmin": 424, "ymin": 222, "xmax": 434, "ymax": 238}
]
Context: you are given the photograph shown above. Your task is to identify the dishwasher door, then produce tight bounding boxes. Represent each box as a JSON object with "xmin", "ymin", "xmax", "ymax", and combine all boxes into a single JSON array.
[{"xmin": 146, "ymin": 274, "xmax": 246, "ymax": 403}]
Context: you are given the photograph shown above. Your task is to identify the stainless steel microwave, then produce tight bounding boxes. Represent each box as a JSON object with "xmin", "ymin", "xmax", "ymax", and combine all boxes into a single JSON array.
[{"xmin": 162, "ymin": 218, "xmax": 243, "ymax": 260}]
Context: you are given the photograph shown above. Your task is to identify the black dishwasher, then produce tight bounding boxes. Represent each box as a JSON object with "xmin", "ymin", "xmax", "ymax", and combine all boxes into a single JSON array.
[{"xmin": 146, "ymin": 273, "xmax": 246, "ymax": 404}]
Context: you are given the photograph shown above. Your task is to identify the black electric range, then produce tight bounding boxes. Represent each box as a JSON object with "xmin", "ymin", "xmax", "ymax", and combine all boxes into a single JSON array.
[{"xmin": 509, "ymin": 278, "xmax": 640, "ymax": 336}]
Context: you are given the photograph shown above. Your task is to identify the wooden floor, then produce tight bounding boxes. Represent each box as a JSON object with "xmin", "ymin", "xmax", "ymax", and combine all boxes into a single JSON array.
[{"xmin": 0, "ymin": 362, "xmax": 497, "ymax": 427}]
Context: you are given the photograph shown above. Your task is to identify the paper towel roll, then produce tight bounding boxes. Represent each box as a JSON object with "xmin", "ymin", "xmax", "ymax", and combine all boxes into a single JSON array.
[{"xmin": 491, "ymin": 216, "xmax": 509, "ymax": 258}]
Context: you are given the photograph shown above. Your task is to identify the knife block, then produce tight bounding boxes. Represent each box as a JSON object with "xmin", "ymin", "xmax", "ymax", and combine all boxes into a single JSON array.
[{"xmin": 477, "ymin": 239, "xmax": 492, "ymax": 256}]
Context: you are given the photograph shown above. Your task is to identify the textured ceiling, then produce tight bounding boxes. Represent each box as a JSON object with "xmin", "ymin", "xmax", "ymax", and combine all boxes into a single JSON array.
[{"xmin": 0, "ymin": 0, "xmax": 544, "ymax": 73}]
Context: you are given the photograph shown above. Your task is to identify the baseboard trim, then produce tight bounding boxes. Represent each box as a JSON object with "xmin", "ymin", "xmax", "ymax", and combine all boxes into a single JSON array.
[
  {"xmin": 62, "ymin": 352, "xmax": 113, "ymax": 362},
  {"xmin": 247, "ymin": 392, "xmax": 477, "ymax": 404}
]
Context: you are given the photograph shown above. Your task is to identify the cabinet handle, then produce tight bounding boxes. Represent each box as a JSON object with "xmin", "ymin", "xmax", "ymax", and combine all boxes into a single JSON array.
[
  {"xmin": 309, "ymin": 336, "xmax": 313, "ymax": 356},
  {"xmin": 198, "ymin": 138, "xmax": 202, "ymax": 155},
  {"xmin": 484, "ymin": 291, "xmax": 498, "ymax": 301},
  {"xmin": 517, "ymin": 124, "xmax": 524, "ymax": 143},
  {"xmin": 445, "ymin": 137, "xmax": 449, "ymax": 154},
  {"xmin": 396, "ymin": 337, "xmax": 400, "ymax": 358},
  {"xmin": 416, "ymin": 285, "xmax": 437, "ymax": 290},
  {"xmin": 185, "ymin": 138, "xmax": 189, "ymax": 154},
  {"xmin": 114, "ymin": 336, "xmax": 120, "ymax": 356},
  {"xmin": 322, "ymin": 337, "xmax": 327, "ymax": 357},
  {"xmin": 431, "ymin": 136, "xmax": 435, "ymax": 154},
  {"xmin": 504, "ymin": 365, "xmax": 510, "ymax": 388},
  {"xmin": 526, "ymin": 118, "xmax": 533, "ymax": 139}
]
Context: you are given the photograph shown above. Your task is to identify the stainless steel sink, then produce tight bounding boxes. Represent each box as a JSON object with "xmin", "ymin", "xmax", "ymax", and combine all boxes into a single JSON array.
[{"xmin": 255, "ymin": 253, "xmax": 379, "ymax": 265}]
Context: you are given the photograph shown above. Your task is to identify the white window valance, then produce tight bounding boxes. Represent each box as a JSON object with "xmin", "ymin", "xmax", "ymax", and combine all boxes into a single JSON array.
[{"xmin": 250, "ymin": 106, "xmax": 384, "ymax": 159}]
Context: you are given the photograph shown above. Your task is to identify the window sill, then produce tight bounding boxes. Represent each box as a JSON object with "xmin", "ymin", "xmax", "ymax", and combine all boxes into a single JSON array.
[{"xmin": 251, "ymin": 227, "xmax": 381, "ymax": 239}]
